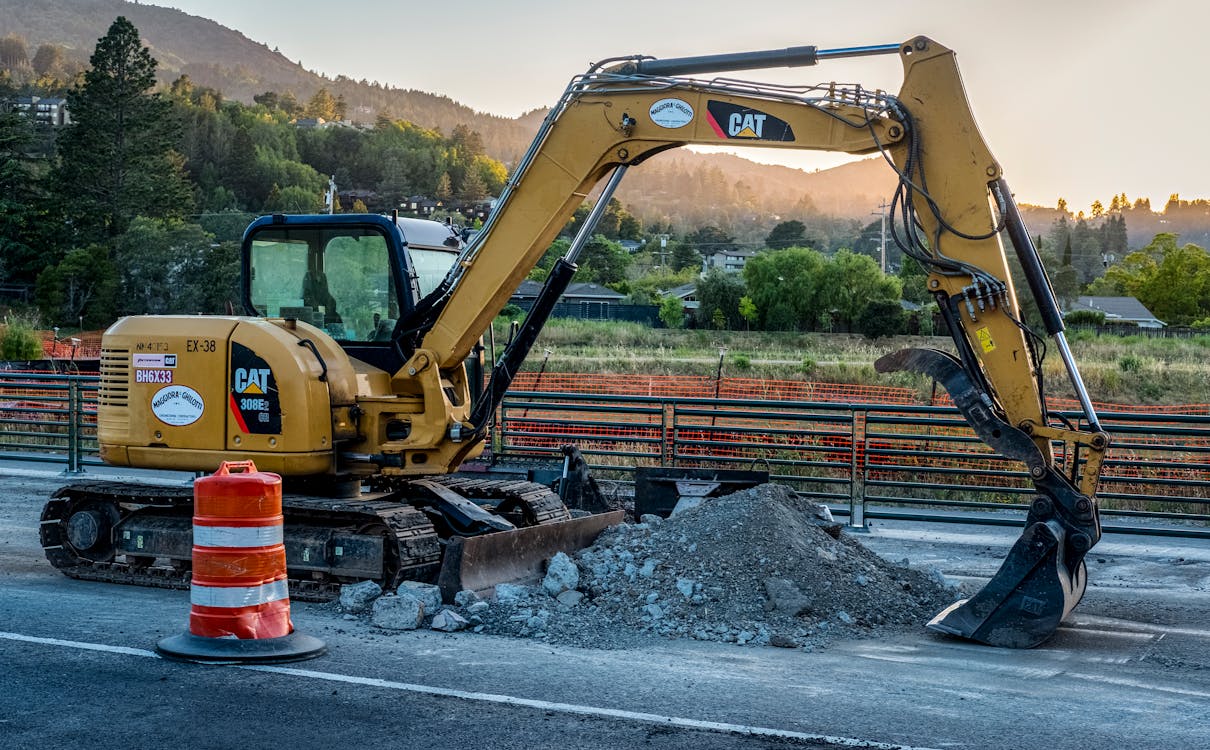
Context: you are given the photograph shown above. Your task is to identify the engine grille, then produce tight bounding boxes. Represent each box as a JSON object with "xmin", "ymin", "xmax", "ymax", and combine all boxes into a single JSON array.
[{"xmin": 99, "ymin": 347, "xmax": 130, "ymax": 407}]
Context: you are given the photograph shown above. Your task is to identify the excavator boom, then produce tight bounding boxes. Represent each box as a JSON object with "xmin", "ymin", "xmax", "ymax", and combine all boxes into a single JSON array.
[{"xmin": 403, "ymin": 36, "xmax": 1108, "ymax": 647}]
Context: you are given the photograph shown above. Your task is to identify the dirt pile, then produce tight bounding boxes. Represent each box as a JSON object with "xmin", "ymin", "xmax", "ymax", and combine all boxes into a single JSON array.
[{"xmin": 467, "ymin": 483, "xmax": 958, "ymax": 650}]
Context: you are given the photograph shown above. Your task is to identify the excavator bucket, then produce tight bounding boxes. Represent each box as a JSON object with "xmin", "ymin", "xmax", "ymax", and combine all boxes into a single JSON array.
[
  {"xmin": 926, "ymin": 520, "xmax": 1086, "ymax": 648},
  {"xmin": 437, "ymin": 510, "xmax": 625, "ymax": 602}
]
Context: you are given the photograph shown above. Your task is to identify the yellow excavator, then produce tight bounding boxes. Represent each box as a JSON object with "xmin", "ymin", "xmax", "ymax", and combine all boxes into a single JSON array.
[{"xmin": 40, "ymin": 36, "xmax": 1107, "ymax": 648}]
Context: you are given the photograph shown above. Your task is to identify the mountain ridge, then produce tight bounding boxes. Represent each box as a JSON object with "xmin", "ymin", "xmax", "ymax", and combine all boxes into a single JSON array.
[{"xmin": 0, "ymin": 0, "xmax": 902, "ymax": 224}]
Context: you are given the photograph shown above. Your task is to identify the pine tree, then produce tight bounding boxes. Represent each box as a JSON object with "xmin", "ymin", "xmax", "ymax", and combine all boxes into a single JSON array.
[{"xmin": 51, "ymin": 16, "xmax": 193, "ymax": 240}]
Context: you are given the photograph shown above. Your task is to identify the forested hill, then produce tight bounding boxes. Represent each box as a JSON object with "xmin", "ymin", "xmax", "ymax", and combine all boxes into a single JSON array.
[
  {"xmin": 0, "ymin": 0, "xmax": 538, "ymax": 161},
  {"xmin": 0, "ymin": 0, "xmax": 904, "ymax": 223}
]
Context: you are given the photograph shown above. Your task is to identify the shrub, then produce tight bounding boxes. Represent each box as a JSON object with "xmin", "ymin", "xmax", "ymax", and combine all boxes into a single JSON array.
[
  {"xmin": 1118, "ymin": 354, "xmax": 1143, "ymax": 373},
  {"xmin": 1064, "ymin": 310, "xmax": 1106, "ymax": 326},
  {"xmin": 732, "ymin": 353, "xmax": 751, "ymax": 370},
  {"xmin": 1, "ymin": 317, "xmax": 44, "ymax": 361}
]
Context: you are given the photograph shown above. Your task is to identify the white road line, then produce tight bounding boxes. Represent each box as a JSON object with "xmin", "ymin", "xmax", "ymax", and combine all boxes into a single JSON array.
[
  {"xmin": 0, "ymin": 630, "xmax": 938, "ymax": 750},
  {"xmin": 0, "ymin": 631, "xmax": 159, "ymax": 658}
]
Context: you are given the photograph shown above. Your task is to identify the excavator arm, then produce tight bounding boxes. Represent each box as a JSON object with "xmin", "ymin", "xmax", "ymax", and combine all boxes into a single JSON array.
[{"xmin": 392, "ymin": 36, "xmax": 1106, "ymax": 646}]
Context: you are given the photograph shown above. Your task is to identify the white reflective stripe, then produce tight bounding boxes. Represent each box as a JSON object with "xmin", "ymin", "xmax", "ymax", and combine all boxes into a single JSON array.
[
  {"xmin": 193, "ymin": 525, "xmax": 283, "ymax": 548},
  {"xmin": 191, "ymin": 578, "xmax": 289, "ymax": 608}
]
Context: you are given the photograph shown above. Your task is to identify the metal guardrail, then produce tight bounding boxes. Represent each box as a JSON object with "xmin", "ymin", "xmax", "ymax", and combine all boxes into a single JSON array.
[
  {"xmin": 3, "ymin": 373, "xmax": 1207, "ymax": 538},
  {"xmin": 0, "ymin": 372, "xmax": 98, "ymax": 472},
  {"xmin": 500, "ymin": 390, "xmax": 1210, "ymax": 539}
]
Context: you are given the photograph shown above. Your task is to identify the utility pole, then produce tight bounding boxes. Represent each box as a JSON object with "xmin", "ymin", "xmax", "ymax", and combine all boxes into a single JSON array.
[
  {"xmin": 325, "ymin": 175, "xmax": 337, "ymax": 214},
  {"xmin": 871, "ymin": 201, "xmax": 888, "ymax": 273}
]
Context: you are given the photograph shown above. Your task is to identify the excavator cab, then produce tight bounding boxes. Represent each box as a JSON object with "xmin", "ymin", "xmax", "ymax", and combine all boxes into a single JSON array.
[{"xmin": 242, "ymin": 213, "xmax": 462, "ymax": 372}]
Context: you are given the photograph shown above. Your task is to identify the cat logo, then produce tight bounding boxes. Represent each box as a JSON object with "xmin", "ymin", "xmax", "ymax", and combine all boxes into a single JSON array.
[
  {"xmin": 705, "ymin": 100, "xmax": 795, "ymax": 142},
  {"xmin": 729, "ymin": 112, "xmax": 767, "ymax": 138},
  {"xmin": 234, "ymin": 367, "xmax": 272, "ymax": 393}
]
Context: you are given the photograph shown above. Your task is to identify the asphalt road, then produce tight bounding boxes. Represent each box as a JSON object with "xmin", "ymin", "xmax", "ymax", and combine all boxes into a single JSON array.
[{"xmin": 2, "ymin": 468, "xmax": 1208, "ymax": 750}]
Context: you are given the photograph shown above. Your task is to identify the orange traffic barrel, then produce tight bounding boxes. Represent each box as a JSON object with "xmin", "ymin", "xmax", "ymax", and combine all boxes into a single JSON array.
[{"xmin": 157, "ymin": 461, "xmax": 324, "ymax": 663}]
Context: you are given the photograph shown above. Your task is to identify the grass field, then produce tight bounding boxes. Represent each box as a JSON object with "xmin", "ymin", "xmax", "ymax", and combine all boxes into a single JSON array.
[{"xmin": 492, "ymin": 319, "xmax": 1210, "ymax": 406}]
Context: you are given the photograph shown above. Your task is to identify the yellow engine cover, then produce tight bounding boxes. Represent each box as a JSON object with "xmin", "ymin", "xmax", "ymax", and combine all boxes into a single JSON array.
[{"xmin": 98, "ymin": 315, "xmax": 353, "ymax": 476}]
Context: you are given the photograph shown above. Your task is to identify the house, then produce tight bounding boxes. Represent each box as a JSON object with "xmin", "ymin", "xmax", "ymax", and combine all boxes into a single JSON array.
[
  {"xmin": 4, "ymin": 95, "xmax": 70, "ymax": 126},
  {"xmin": 665, "ymin": 283, "xmax": 699, "ymax": 311},
  {"xmin": 702, "ymin": 247, "xmax": 759, "ymax": 273},
  {"xmin": 1066, "ymin": 296, "xmax": 1166, "ymax": 328},
  {"xmin": 403, "ymin": 195, "xmax": 441, "ymax": 217},
  {"xmin": 509, "ymin": 280, "xmax": 627, "ymax": 320}
]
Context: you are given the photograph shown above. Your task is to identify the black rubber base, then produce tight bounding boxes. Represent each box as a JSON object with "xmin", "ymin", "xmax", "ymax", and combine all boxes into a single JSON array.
[{"xmin": 156, "ymin": 631, "xmax": 326, "ymax": 665}]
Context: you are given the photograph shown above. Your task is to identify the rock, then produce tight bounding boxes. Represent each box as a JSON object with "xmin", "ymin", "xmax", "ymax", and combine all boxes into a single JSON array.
[
  {"xmin": 854, "ymin": 574, "xmax": 869, "ymax": 587},
  {"xmin": 645, "ymin": 592, "xmax": 660, "ymax": 604},
  {"xmin": 430, "ymin": 609, "xmax": 470, "ymax": 632},
  {"xmin": 671, "ymin": 496, "xmax": 706, "ymax": 517},
  {"xmin": 556, "ymin": 590, "xmax": 584, "ymax": 607},
  {"xmin": 835, "ymin": 611, "xmax": 854, "ymax": 625},
  {"xmin": 770, "ymin": 633, "xmax": 800, "ymax": 648},
  {"xmin": 454, "ymin": 589, "xmax": 482, "ymax": 608},
  {"xmin": 675, "ymin": 578, "xmax": 695, "ymax": 598},
  {"xmin": 639, "ymin": 514, "xmax": 664, "ymax": 526},
  {"xmin": 638, "ymin": 559, "xmax": 660, "ymax": 578},
  {"xmin": 764, "ymin": 578, "xmax": 813, "ymax": 616},
  {"xmin": 397, "ymin": 581, "xmax": 442, "ymax": 613},
  {"xmin": 341, "ymin": 614, "xmax": 357, "ymax": 621},
  {"xmin": 371, "ymin": 594, "xmax": 424, "ymax": 630},
  {"xmin": 643, "ymin": 603, "xmax": 664, "ymax": 619},
  {"xmin": 467, "ymin": 601, "xmax": 490, "ymax": 614},
  {"xmin": 542, "ymin": 552, "xmax": 580, "ymax": 597},
  {"xmin": 339, "ymin": 580, "xmax": 382, "ymax": 613},
  {"xmin": 494, "ymin": 583, "xmax": 530, "ymax": 602},
  {"xmin": 928, "ymin": 568, "xmax": 956, "ymax": 590},
  {"xmin": 816, "ymin": 546, "xmax": 838, "ymax": 562},
  {"xmin": 623, "ymin": 563, "xmax": 637, "ymax": 580}
]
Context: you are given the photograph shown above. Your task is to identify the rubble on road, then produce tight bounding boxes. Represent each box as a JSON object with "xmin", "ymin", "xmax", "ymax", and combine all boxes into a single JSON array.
[{"xmin": 339, "ymin": 483, "xmax": 958, "ymax": 650}]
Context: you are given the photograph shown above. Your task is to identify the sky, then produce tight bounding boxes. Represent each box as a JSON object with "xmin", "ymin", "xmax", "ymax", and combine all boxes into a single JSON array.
[{"xmin": 157, "ymin": 0, "xmax": 1207, "ymax": 212}]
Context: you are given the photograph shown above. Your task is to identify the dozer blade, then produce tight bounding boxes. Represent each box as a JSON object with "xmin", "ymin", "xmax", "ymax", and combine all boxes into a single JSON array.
[
  {"xmin": 927, "ymin": 520, "xmax": 1086, "ymax": 648},
  {"xmin": 438, "ymin": 510, "xmax": 624, "ymax": 602}
]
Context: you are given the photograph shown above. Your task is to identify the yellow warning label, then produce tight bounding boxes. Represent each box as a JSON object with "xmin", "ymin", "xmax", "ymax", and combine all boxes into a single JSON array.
[{"xmin": 976, "ymin": 327, "xmax": 996, "ymax": 353}]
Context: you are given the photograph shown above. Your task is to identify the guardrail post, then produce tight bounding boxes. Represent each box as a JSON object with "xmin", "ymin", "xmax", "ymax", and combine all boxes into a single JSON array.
[
  {"xmin": 63, "ymin": 376, "xmax": 84, "ymax": 474},
  {"xmin": 848, "ymin": 409, "xmax": 867, "ymax": 530},
  {"xmin": 660, "ymin": 400, "xmax": 670, "ymax": 467}
]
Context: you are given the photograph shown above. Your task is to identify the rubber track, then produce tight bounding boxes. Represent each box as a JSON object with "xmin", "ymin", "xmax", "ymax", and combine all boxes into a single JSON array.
[{"xmin": 40, "ymin": 475, "xmax": 567, "ymax": 602}]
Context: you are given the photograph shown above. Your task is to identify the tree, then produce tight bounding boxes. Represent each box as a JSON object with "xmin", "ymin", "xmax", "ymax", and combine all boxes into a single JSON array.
[
  {"xmin": 668, "ymin": 240, "xmax": 701, "ymax": 272},
  {"xmin": 50, "ymin": 16, "xmax": 194, "ymax": 240},
  {"xmin": 742, "ymin": 246, "xmax": 828, "ymax": 330},
  {"xmin": 109, "ymin": 218, "xmax": 220, "ymax": 315},
  {"xmin": 765, "ymin": 220, "xmax": 806, "ymax": 250},
  {"xmin": 738, "ymin": 295, "xmax": 758, "ymax": 329},
  {"xmin": 304, "ymin": 88, "xmax": 337, "ymax": 120},
  {"xmin": 577, "ymin": 235, "xmax": 631, "ymax": 285},
  {"xmin": 1103, "ymin": 234, "xmax": 1210, "ymax": 325},
  {"xmin": 658, "ymin": 296, "xmax": 686, "ymax": 329},
  {"xmin": 856, "ymin": 299, "xmax": 906, "ymax": 338},
  {"xmin": 31, "ymin": 44, "xmax": 67, "ymax": 78},
  {"xmin": 0, "ymin": 108, "xmax": 41, "ymax": 283},
  {"xmin": 686, "ymin": 225, "xmax": 737, "ymax": 257},
  {"xmin": 695, "ymin": 269, "xmax": 745, "ymax": 329},
  {"xmin": 435, "ymin": 171, "xmax": 452, "ymax": 201},
  {"xmin": 0, "ymin": 35, "xmax": 29, "ymax": 70},
  {"xmin": 819, "ymin": 250, "xmax": 901, "ymax": 330},
  {"xmin": 35, "ymin": 244, "xmax": 118, "ymax": 327}
]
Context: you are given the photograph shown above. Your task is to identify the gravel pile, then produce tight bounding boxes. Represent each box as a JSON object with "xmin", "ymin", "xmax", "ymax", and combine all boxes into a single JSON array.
[{"xmin": 342, "ymin": 483, "xmax": 959, "ymax": 651}]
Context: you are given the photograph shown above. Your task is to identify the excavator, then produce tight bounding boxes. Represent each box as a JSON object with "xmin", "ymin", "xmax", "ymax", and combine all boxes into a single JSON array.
[{"xmin": 39, "ymin": 36, "xmax": 1108, "ymax": 648}]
